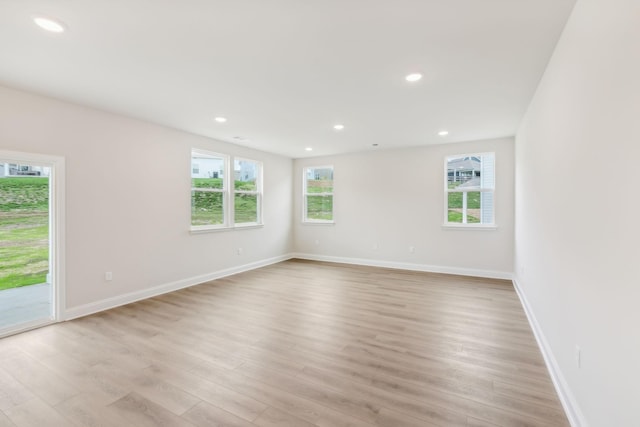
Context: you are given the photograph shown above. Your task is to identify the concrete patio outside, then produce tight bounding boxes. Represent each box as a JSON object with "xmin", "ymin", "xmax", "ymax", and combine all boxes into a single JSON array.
[{"xmin": 0, "ymin": 283, "xmax": 52, "ymax": 331}]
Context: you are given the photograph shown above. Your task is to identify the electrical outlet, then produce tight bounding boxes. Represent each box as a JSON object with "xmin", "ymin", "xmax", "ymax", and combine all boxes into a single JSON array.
[
  {"xmin": 105, "ymin": 272, "xmax": 113, "ymax": 281},
  {"xmin": 237, "ymin": 248, "xmax": 243, "ymax": 255},
  {"xmin": 409, "ymin": 246, "xmax": 415, "ymax": 253}
]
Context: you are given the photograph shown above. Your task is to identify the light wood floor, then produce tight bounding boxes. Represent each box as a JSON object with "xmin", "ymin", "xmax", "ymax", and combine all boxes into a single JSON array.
[{"xmin": 0, "ymin": 259, "xmax": 569, "ymax": 426}]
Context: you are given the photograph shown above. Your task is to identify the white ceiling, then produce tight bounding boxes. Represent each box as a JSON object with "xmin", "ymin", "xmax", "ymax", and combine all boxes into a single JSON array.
[{"xmin": 0, "ymin": 0, "xmax": 576, "ymax": 158}]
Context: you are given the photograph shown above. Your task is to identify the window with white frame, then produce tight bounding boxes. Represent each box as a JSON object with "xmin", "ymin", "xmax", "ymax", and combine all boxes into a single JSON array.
[
  {"xmin": 445, "ymin": 153, "xmax": 495, "ymax": 225},
  {"xmin": 234, "ymin": 158, "xmax": 262, "ymax": 225},
  {"xmin": 303, "ymin": 166, "xmax": 334, "ymax": 223},
  {"xmin": 190, "ymin": 150, "xmax": 263, "ymax": 230},
  {"xmin": 191, "ymin": 150, "xmax": 228, "ymax": 227}
]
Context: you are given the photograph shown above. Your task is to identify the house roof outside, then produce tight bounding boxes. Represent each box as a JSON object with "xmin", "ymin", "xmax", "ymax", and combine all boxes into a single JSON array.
[{"xmin": 447, "ymin": 157, "xmax": 480, "ymax": 172}]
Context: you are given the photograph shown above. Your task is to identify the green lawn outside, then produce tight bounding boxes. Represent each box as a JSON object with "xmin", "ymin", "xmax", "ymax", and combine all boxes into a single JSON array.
[
  {"xmin": 305, "ymin": 178, "xmax": 333, "ymax": 220},
  {"xmin": 306, "ymin": 195, "xmax": 333, "ymax": 220},
  {"xmin": 447, "ymin": 188, "xmax": 480, "ymax": 223},
  {"xmin": 447, "ymin": 210, "xmax": 480, "ymax": 223},
  {"xmin": 191, "ymin": 178, "xmax": 259, "ymax": 225},
  {"xmin": 0, "ymin": 177, "xmax": 49, "ymax": 290}
]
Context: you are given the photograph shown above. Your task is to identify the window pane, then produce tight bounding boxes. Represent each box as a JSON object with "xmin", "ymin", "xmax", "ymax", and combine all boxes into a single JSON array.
[
  {"xmin": 191, "ymin": 191, "xmax": 224, "ymax": 226},
  {"xmin": 306, "ymin": 167, "xmax": 333, "ymax": 194},
  {"xmin": 191, "ymin": 154, "xmax": 224, "ymax": 188},
  {"xmin": 447, "ymin": 191, "xmax": 485, "ymax": 224},
  {"xmin": 235, "ymin": 193, "xmax": 258, "ymax": 223},
  {"xmin": 447, "ymin": 156, "xmax": 479, "ymax": 189},
  {"xmin": 467, "ymin": 191, "xmax": 481, "ymax": 223},
  {"xmin": 447, "ymin": 155, "xmax": 494, "ymax": 190},
  {"xmin": 447, "ymin": 191, "xmax": 463, "ymax": 223},
  {"xmin": 306, "ymin": 195, "xmax": 333, "ymax": 220},
  {"xmin": 447, "ymin": 209, "xmax": 463, "ymax": 223},
  {"xmin": 448, "ymin": 191, "xmax": 462, "ymax": 209},
  {"xmin": 234, "ymin": 159, "xmax": 257, "ymax": 191}
]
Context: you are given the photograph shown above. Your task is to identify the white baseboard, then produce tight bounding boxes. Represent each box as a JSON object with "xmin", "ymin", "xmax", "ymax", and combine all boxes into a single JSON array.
[
  {"xmin": 291, "ymin": 253, "xmax": 512, "ymax": 280},
  {"xmin": 512, "ymin": 277, "xmax": 587, "ymax": 427},
  {"xmin": 64, "ymin": 254, "xmax": 294, "ymax": 321},
  {"xmin": 64, "ymin": 253, "xmax": 509, "ymax": 321}
]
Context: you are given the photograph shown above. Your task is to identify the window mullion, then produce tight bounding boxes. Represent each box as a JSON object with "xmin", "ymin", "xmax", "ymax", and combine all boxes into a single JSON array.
[
  {"xmin": 462, "ymin": 191, "xmax": 468, "ymax": 224},
  {"xmin": 227, "ymin": 156, "xmax": 233, "ymax": 227}
]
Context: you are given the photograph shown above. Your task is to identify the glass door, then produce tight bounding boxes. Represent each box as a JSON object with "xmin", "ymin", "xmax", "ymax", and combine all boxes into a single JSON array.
[{"xmin": 0, "ymin": 159, "xmax": 55, "ymax": 335}]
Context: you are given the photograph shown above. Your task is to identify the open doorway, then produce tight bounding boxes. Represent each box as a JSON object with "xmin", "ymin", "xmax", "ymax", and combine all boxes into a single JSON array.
[{"xmin": 0, "ymin": 151, "xmax": 64, "ymax": 337}]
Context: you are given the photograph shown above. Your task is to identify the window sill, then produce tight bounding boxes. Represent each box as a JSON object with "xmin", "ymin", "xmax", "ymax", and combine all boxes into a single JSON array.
[
  {"xmin": 441, "ymin": 223, "xmax": 497, "ymax": 231},
  {"xmin": 301, "ymin": 220, "xmax": 335, "ymax": 226},
  {"xmin": 190, "ymin": 223, "xmax": 264, "ymax": 234}
]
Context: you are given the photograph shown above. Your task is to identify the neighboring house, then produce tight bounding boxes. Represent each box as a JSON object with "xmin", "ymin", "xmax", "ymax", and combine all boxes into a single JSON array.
[
  {"xmin": 191, "ymin": 157, "xmax": 255, "ymax": 182},
  {"xmin": 0, "ymin": 163, "xmax": 50, "ymax": 177},
  {"xmin": 234, "ymin": 160, "xmax": 256, "ymax": 182},
  {"xmin": 447, "ymin": 156, "xmax": 480, "ymax": 183},
  {"xmin": 191, "ymin": 157, "xmax": 224, "ymax": 179},
  {"xmin": 306, "ymin": 167, "xmax": 333, "ymax": 181}
]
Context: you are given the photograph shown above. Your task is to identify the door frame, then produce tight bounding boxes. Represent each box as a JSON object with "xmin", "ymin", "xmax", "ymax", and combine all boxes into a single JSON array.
[{"xmin": 0, "ymin": 150, "xmax": 65, "ymax": 337}]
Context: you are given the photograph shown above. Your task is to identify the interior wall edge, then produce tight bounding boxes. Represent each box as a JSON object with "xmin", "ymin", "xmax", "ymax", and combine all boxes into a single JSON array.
[{"xmin": 512, "ymin": 277, "xmax": 587, "ymax": 427}]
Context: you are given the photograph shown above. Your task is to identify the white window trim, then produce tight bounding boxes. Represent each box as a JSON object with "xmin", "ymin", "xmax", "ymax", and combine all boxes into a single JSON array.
[
  {"xmin": 441, "ymin": 223, "xmax": 498, "ymax": 230},
  {"xmin": 443, "ymin": 152, "xmax": 496, "ymax": 228},
  {"xmin": 190, "ymin": 149, "xmax": 264, "ymax": 233},
  {"xmin": 302, "ymin": 165, "xmax": 335, "ymax": 224}
]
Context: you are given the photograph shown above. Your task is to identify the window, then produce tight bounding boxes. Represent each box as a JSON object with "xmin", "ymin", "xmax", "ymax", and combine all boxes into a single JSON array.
[
  {"xmin": 234, "ymin": 158, "xmax": 262, "ymax": 225},
  {"xmin": 191, "ymin": 150, "xmax": 227, "ymax": 227},
  {"xmin": 303, "ymin": 166, "xmax": 334, "ymax": 223},
  {"xmin": 445, "ymin": 153, "xmax": 495, "ymax": 225},
  {"xmin": 191, "ymin": 149, "xmax": 263, "ymax": 231}
]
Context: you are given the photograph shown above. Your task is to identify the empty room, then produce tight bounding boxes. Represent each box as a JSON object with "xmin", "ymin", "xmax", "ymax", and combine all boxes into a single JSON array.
[{"xmin": 0, "ymin": 0, "xmax": 638, "ymax": 426}]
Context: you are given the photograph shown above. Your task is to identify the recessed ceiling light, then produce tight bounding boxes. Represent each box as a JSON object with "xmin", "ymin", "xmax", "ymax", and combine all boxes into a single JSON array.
[
  {"xmin": 33, "ymin": 16, "xmax": 66, "ymax": 33},
  {"xmin": 305, "ymin": 147, "xmax": 313, "ymax": 151},
  {"xmin": 214, "ymin": 117, "xmax": 227, "ymax": 123},
  {"xmin": 438, "ymin": 130, "xmax": 449, "ymax": 136},
  {"xmin": 405, "ymin": 73, "xmax": 422, "ymax": 82},
  {"xmin": 333, "ymin": 124, "xmax": 345, "ymax": 131}
]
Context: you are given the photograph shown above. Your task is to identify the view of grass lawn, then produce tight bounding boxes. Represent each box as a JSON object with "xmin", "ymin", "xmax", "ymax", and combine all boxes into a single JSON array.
[
  {"xmin": 191, "ymin": 178, "xmax": 259, "ymax": 225},
  {"xmin": 0, "ymin": 177, "xmax": 49, "ymax": 290},
  {"xmin": 447, "ymin": 188, "xmax": 480, "ymax": 223},
  {"xmin": 306, "ymin": 179, "xmax": 333, "ymax": 220},
  {"xmin": 306, "ymin": 195, "xmax": 333, "ymax": 220}
]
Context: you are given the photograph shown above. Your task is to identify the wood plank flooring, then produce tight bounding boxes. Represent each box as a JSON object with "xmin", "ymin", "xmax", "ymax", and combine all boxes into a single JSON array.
[{"xmin": 0, "ymin": 259, "xmax": 569, "ymax": 426}]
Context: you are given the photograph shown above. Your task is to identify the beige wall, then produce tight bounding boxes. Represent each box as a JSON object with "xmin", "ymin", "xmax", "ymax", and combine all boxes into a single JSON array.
[
  {"xmin": 0, "ymin": 85, "xmax": 293, "ymax": 313},
  {"xmin": 293, "ymin": 137, "xmax": 514, "ymax": 278},
  {"xmin": 515, "ymin": 0, "xmax": 640, "ymax": 425}
]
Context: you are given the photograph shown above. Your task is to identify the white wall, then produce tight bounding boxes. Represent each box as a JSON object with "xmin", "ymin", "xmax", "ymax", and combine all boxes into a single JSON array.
[
  {"xmin": 0, "ymin": 85, "xmax": 293, "ymax": 315},
  {"xmin": 293, "ymin": 137, "xmax": 514, "ymax": 278},
  {"xmin": 515, "ymin": 0, "xmax": 640, "ymax": 425}
]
